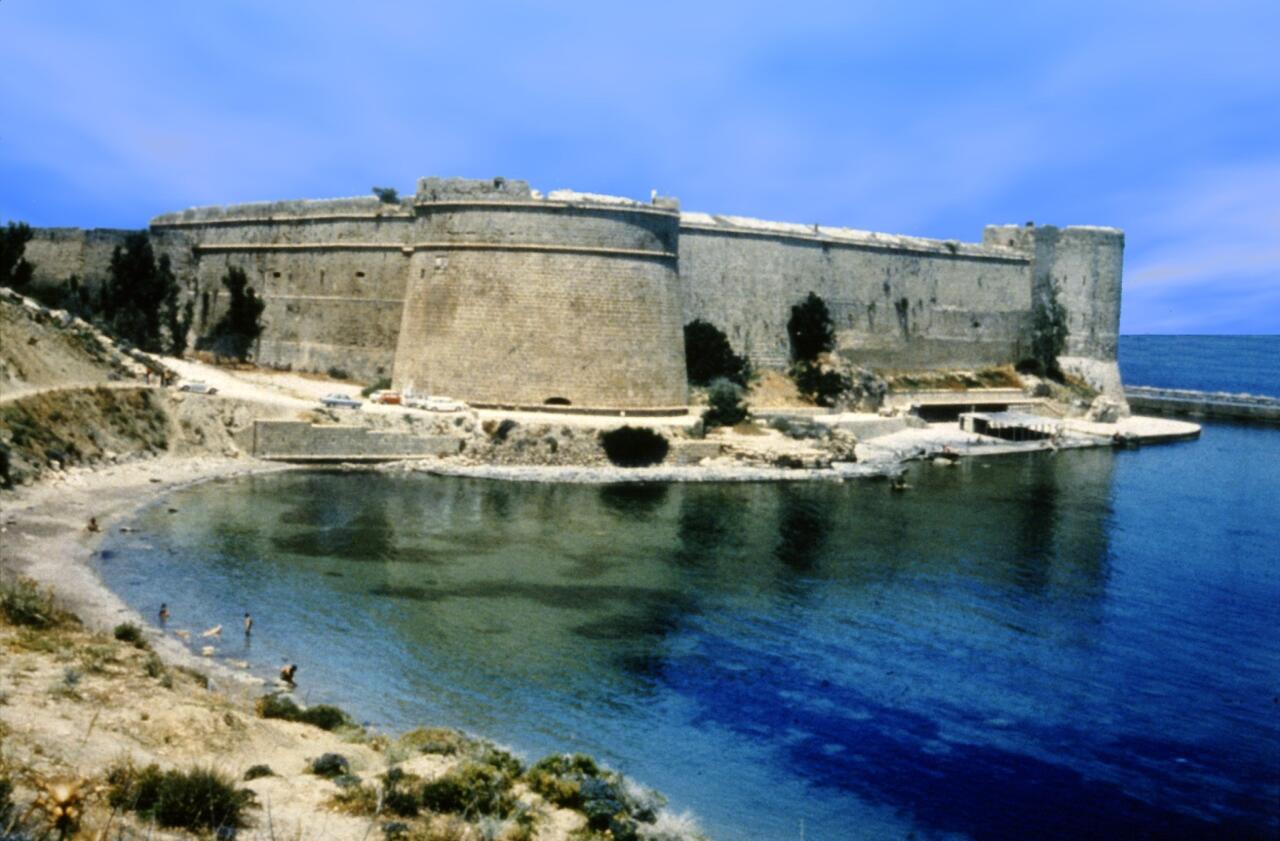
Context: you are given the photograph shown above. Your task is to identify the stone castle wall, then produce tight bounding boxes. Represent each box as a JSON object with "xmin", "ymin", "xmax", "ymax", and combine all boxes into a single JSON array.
[
  {"xmin": 151, "ymin": 198, "xmax": 416, "ymax": 377},
  {"xmin": 26, "ymin": 227, "xmax": 196, "ymax": 292},
  {"xmin": 984, "ymin": 223, "xmax": 1125, "ymax": 397},
  {"xmin": 679, "ymin": 215, "xmax": 1034, "ymax": 371},
  {"xmin": 23, "ymin": 178, "xmax": 1127, "ymax": 405}
]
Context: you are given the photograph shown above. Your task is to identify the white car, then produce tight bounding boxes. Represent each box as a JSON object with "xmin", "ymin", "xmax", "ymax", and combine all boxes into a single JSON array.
[{"xmin": 405, "ymin": 395, "xmax": 467, "ymax": 412}]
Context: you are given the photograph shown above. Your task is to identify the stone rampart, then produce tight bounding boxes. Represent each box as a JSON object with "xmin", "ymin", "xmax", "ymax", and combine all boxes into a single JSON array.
[
  {"xmin": 984, "ymin": 224, "xmax": 1125, "ymax": 398},
  {"xmin": 680, "ymin": 214, "xmax": 1034, "ymax": 370},
  {"xmin": 25, "ymin": 177, "xmax": 1128, "ymax": 406},
  {"xmin": 151, "ymin": 198, "xmax": 415, "ymax": 378},
  {"xmin": 393, "ymin": 181, "xmax": 688, "ymax": 409}
]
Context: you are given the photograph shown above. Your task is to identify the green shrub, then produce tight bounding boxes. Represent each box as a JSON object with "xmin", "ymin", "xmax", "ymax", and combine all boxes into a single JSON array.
[
  {"xmin": 599, "ymin": 426, "xmax": 669, "ymax": 467},
  {"xmin": 702, "ymin": 378, "xmax": 748, "ymax": 428},
  {"xmin": 787, "ymin": 292, "xmax": 835, "ymax": 363},
  {"xmin": 1, "ymin": 577, "xmax": 72, "ymax": 629},
  {"xmin": 419, "ymin": 762, "xmax": 516, "ymax": 818},
  {"xmin": 327, "ymin": 366, "xmax": 352, "ymax": 381},
  {"xmin": 790, "ymin": 360, "xmax": 850, "ymax": 407},
  {"xmin": 372, "ymin": 186, "xmax": 399, "ymax": 204},
  {"xmin": 362, "ymin": 376, "xmax": 393, "ymax": 397},
  {"xmin": 144, "ymin": 653, "xmax": 166, "ymax": 678},
  {"xmin": 107, "ymin": 763, "xmax": 255, "ymax": 832},
  {"xmin": 243, "ymin": 764, "xmax": 274, "ymax": 781},
  {"xmin": 683, "ymin": 319, "xmax": 750, "ymax": 386},
  {"xmin": 396, "ymin": 727, "xmax": 473, "ymax": 756},
  {"xmin": 310, "ymin": 753, "xmax": 350, "ymax": 778},
  {"xmin": 256, "ymin": 693, "xmax": 350, "ymax": 731},
  {"xmin": 113, "ymin": 622, "xmax": 147, "ymax": 648},
  {"xmin": 524, "ymin": 754, "xmax": 602, "ymax": 810}
]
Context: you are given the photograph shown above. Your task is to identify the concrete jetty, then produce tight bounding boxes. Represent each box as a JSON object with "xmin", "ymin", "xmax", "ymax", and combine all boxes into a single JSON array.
[{"xmin": 1125, "ymin": 387, "xmax": 1280, "ymax": 425}]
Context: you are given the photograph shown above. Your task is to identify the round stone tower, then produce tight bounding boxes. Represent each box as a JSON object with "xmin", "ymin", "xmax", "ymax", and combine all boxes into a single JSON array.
[{"xmin": 391, "ymin": 178, "xmax": 688, "ymax": 411}]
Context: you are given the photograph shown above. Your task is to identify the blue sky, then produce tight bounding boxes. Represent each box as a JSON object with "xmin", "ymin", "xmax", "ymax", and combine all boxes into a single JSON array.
[{"xmin": 2, "ymin": 1, "xmax": 1277, "ymax": 333}]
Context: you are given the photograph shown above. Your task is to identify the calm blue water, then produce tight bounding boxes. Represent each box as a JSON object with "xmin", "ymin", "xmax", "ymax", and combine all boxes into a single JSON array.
[
  {"xmin": 97, "ymin": 340, "xmax": 1280, "ymax": 841},
  {"xmin": 1120, "ymin": 335, "xmax": 1280, "ymax": 397}
]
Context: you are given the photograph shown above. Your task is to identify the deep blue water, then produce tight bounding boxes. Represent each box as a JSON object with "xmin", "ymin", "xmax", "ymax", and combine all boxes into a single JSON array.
[
  {"xmin": 1120, "ymin": 335, "xmax": 1280, "ymax": 397},
  {"xmin": 96, "ymin": 339, "xmax": 1280, "ymax": 841}
]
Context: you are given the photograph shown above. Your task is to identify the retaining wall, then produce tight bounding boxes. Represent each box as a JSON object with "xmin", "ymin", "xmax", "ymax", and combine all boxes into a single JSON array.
[{"xmin": 251, "ymin": 419, "xmax": 463, "ymax": 461}]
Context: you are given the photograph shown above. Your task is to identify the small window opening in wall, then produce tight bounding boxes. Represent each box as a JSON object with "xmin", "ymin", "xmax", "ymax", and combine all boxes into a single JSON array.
[
  {"xmin": 355, "ymin": 271, "xmax": 366, "ymax": 278},
  {"xmin": 544, "ymin": 397, "xmax": 572, "ymax": 406},
  {"xmin": 420, "ymin": 268, "xmax": 426, "ymax": 279},
  {"xmin": 273, "ymin": 271, "xmax": 282, "ymax": 278},
  {"xmin": 493, "ymin": 176, "xmax": 506, "ymax": 189}
]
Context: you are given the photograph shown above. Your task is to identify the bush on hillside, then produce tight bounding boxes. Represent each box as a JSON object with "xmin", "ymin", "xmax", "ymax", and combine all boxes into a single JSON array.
[
  {"xmin": 106, "ymin": 763, "xmax": 255, "ymax": 833},
  {"xmin": 256, "ymin": 693, "xmax": 351, "ymax": 731},
  {"xmin": 113, "ymin": 622, "xmax": 147, "ymax": 648},
  {"xmin": 1, "ymin": 577, "xmax": 73, "ymax": 629},
  {"xmin": 419, "ymin": 762, "xmax": 516, "ymax": 819}
]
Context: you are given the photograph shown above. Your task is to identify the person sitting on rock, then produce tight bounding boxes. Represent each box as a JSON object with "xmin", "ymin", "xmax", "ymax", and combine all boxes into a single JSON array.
[
  {"xmin": 280, "ymin": 663, "xmax": 298, "ymax": 685},
  {"xmin": 87, "ymin": 517, "xmax": 100, "ymax": 533}
]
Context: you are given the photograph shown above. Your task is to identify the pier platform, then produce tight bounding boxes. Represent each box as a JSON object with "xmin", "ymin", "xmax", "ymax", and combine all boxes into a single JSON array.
[{"xmin": 1125, "ymin": 387, "xmax": 1280, "ymax": 424}]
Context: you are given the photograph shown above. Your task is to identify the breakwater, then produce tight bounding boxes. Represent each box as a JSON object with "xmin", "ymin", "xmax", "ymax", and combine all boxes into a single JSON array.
[{"xmin": 1125, "ymin": 386, "xmax": 1280, "ymax": 424}]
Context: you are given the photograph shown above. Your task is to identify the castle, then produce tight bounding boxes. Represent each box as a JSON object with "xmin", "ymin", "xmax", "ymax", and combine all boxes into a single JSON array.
[{"xmin": 27, "ymin": 177, "xmax": 1125, "ymax": 411}]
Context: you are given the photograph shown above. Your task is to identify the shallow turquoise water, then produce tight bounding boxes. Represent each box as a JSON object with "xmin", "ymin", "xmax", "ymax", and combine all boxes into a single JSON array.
[{"xmin": 100, "ymin": 423, "xmax": 1280, "ymax": 840}]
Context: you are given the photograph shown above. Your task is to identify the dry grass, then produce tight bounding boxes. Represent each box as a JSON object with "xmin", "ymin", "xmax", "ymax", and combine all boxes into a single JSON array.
[{"xmin": 883, "ymin": 364, "xmax": 1023, "ymax": 392}]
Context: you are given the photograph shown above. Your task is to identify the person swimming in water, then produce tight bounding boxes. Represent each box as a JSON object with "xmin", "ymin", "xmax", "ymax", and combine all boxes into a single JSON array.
[
  {"xmin": 158, "ymin": 603, "xmax": 170, "ymax": 624},
  {"xmin": 243, "ymin": 612, "xmax": 253, "ymax": 636},
  {"xmin": 280, "ymin": 663, "xmax": 297, "ymax": 685}
]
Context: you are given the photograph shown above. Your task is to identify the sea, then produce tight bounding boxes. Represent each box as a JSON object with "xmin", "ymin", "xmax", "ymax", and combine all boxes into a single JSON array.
[{"xmin": 98, "ymin": 336, "xmax": 1280, "ymax": 841}]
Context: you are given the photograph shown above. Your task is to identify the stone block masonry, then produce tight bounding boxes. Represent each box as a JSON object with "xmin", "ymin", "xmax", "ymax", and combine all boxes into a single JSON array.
[
  {"xmin": 251, "ymin": 420, "xmax": 463, "ymax": 461},
  {"xmin": 393, "ymin": 179, "xmax": 687, "ymax": 410},
  {"xmin": 27, "ymin": 176, "xmax": 1129, "ymax": 406}
]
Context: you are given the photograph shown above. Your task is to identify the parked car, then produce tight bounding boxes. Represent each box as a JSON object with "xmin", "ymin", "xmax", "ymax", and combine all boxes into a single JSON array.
[
  {"xmin": 320, "ymin": 393, "xmax": 362, "ymax": 409},
  {"xmin": 415, "ymin": 395, "xmax": 467, "ymax": 413},
  {"xmin": 369, "ymin": 389, "xmax": 402, "ymax": 405},
  {"xmin": 178, "ymin": 381, "xmax": 218, "ymax": 395}
]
